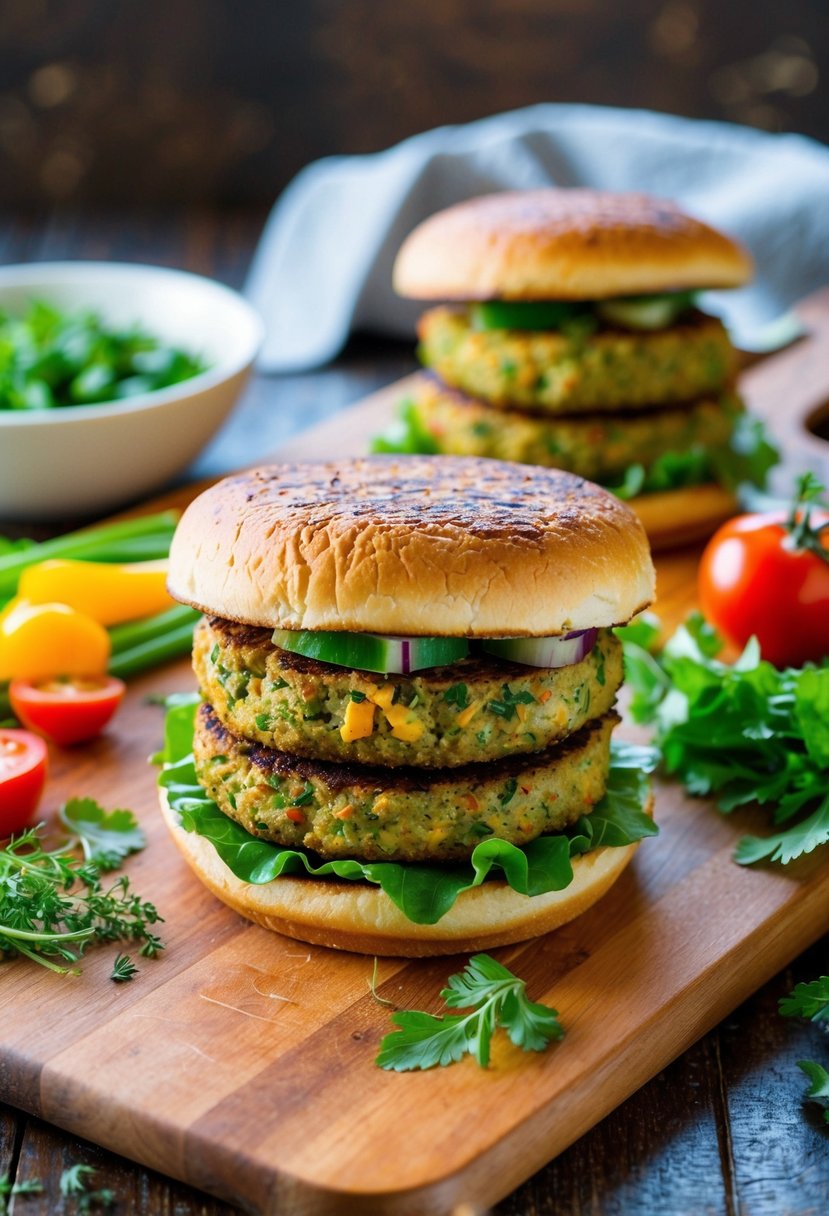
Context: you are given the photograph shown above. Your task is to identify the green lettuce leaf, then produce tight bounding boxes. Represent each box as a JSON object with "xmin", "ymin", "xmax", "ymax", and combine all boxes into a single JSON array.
[{"xmin": 158, "ymin": 701, "xmax": 657, "ymax": 925}]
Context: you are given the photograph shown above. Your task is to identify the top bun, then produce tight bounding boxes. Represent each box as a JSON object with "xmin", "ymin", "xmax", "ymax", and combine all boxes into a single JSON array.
[
  {"xmin": 168, "ymin": 457, "xmax": 654, "ymax": 637},
  {"xmin": 393, "ymin": 189, "xmax": 753, "ymax": 300}
]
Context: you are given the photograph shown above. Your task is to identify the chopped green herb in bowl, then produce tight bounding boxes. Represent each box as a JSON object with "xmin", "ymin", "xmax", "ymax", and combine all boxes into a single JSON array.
[{"xmin": 0, "ymin": 299, "xmax": 208, "ymax": 412}]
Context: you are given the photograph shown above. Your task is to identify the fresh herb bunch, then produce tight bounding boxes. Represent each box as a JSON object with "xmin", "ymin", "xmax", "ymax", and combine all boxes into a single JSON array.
[
  {"xmin": 0, "ymin": 298, "xmax": 207, "ymax": 412},
  {"xmin": 376, "ymin": 953, "xmax": 564, "ymax": 1071},
  {"xmin": 617, "ymin": 612, "xmax": 829, "ymax": 865},
  {"xmin": 0, "ymin": 798, "xmax": 163, "ymax": 976},
  {"xmin": 780, "ymin": 975, "xmax": 829, "ymax": 1124}
]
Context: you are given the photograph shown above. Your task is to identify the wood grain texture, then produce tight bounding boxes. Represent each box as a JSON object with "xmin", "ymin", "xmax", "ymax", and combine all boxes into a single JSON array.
[{"xmin": 2, "ymin": 308, "xmax": 829, "ymax": 1214}]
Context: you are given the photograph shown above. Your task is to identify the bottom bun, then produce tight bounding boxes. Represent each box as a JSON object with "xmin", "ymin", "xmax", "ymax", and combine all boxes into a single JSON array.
[
  {"xmin": 629, "ymin": 483, "xmax": 738, "ymax": 551},
  {"xmin": 159, "ymin": 789, "xmax": 653, "ymax": 957}
]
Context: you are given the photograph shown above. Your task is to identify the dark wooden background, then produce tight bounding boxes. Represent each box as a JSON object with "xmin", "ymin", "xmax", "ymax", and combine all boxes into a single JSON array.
[
  {"xmin": 0, "ymin": 204, "xmax": 826, "ymax": 1215},
  {"xmin": 0, "ymin": 0, "xmax": 824, "ymax": 207}
]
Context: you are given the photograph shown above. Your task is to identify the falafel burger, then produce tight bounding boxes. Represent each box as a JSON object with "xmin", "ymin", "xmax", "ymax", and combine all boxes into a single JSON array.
[
  {"xmin": 379, "ymin": 190, "xmax": 778, "ymax": 546},
  {"xmin": 159, "ymin": 455, "xmax": 659, "ymax": 956}
]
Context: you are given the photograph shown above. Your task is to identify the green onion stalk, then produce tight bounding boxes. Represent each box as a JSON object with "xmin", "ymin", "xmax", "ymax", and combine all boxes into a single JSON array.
[{"xmin": 0, "ymin": 512, "xmax": 199, "ymax": 716}]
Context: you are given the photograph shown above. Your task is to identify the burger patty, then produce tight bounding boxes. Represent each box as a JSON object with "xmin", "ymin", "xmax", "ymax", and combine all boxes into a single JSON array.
[
  {"xmin": 405, "ymin": 376, "xmax": 741, "ymax": 483},
  {"xmin": 418, "ymin": 306, "xmax": 736, "ymax": 413},
  {"xmin": 194, "ymin": 701, "xmax": 617, "ymax": 863},
  {"xmin": 194, "ymin": 617, "xmax": 622, "ymax": 768}
]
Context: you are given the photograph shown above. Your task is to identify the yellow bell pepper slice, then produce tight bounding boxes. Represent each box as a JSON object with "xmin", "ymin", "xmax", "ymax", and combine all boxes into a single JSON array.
[
  {"xmin": 18, "ymin": 558, "xmax": 172, "ymax": 626},
  {"xmin": 0, "ymin": 600, "xmax": 111, "ymax": 681}
]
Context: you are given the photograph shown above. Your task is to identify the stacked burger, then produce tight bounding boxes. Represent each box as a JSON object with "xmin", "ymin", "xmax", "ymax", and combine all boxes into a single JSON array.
[
  {"xmin": 162, "ymin": 455, "xmax": 657, "ymax": 956},
  {"xmin": 384, "ymin": 190, "xmax": 776, "ymax": 540}
]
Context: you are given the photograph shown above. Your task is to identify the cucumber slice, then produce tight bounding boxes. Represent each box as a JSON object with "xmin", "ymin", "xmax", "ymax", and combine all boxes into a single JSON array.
[
  {"xmin": 272, "ymin": 629, "xmax": 469, "ymax": 674},
  {"xmin": 482, "ymin": 629, "xmax": 597, "ymax": 669},
  {"xmin": 596, "ymin": 291, "xmax": 697, "ymax": 331},
  {"xmin": 470, "ymin": 300, "xmax": 589, "ymax": 332}
]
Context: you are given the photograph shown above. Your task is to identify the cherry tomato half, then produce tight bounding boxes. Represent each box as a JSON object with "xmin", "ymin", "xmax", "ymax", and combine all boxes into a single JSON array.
[
  {"xmin": 0, "ymin": 728, "xmax": 47, "ymax": 836},
  {"xmin": 10, "ymin": 675, "xmax": 126, "ymax": 746},
  {"xmin": 698, "ymin": 509, "xmax": 829, "ymax": 668}
]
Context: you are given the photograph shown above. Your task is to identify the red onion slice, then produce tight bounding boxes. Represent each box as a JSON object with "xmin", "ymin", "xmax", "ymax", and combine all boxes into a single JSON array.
[{"xmin": 481, "ymin": 629, "xmax": 598, "ymax": 669}]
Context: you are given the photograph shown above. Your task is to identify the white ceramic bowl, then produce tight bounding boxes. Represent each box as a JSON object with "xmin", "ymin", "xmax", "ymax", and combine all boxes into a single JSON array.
[{"xmin": 0, "ymin": 262, "xmax": 263, "ymax": 520}]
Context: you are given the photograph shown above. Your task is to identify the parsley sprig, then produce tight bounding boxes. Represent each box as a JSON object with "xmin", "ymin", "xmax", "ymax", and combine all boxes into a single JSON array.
[
  {"xmin": 0, "ymin": 799, "xmax": 163, "ymax": 976},
  {"xmin": 376, "ymin": 954, "xmax": 564, "ymax": 1071},
  {"xmin": 617, "ymin": 613, "xmax": 829, "ymax": 865},
  {"xmin": 780, "ymin": 976, "xmax": 829, "ymax": 1024},
  {"xmin": 59, "ymin": 1164, "xmax": 115, "ymax": 1212},
  {"xmin": 780, "ymin": 975, "xmax": 829, "ymax": 1124},
  {"xmin": 0, "ymin": 1174, "xmax": 43, "ymax": 1215}
]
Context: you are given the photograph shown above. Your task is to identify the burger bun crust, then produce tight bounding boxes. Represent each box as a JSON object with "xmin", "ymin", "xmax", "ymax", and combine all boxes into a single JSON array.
[
  {"xmin": 393, "ymin": 189, "xmax": 753, "ymax": 300},
  {"xmin": 167, "ymin": 457, "xmax": 655, "ymax": 637}
]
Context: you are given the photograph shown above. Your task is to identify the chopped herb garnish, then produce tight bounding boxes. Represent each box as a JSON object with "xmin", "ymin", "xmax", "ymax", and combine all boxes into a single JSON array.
[
  {"xmin": 0, "ymin": 298, "xmax": 207, "ymax": 413},
  {"xmin": 498, "ymin": 778, "xmax": 518, "ymax": 806},
  {"xmin": 292, "ymin": 781, "xmax": 315, "ymax": 807},
  {"xmin": 111, "ymin": 952, "xmax": 139, "ymax": 982},
  {"xmin": 487, "ymin": 685, "xmax": 536, "ymax": 720},
  {"xmin": 376, "ymin": 953, "xmax": 564, "ymax": 1071},
  {"xmin": 444, "ymin": 683, "xmax": 470, "ymax": 710},
  {"xmin": 349, "ymin": 690, "xmax": 367, "ymax": 703}
]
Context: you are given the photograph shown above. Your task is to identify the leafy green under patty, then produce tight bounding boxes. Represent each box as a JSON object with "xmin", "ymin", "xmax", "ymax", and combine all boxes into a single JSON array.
[{"xmin": 158, "ymin": 698, "xmax": 658, "ymax": 925}]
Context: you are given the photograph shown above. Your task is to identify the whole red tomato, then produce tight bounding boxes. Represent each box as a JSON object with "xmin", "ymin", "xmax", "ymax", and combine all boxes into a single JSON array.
[
  {"xmin": 0, "ymin": 728, "xmax": 48, "ymax": 836},
  {"xmin": 698, "ymin": 485, "xmax": 829, "ymax": 668}
]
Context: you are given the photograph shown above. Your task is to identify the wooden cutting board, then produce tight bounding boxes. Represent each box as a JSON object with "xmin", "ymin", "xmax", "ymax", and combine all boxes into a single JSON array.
[{"xmin": 2, "ymin": 292, "xmax": 829, "ymax": 1216}]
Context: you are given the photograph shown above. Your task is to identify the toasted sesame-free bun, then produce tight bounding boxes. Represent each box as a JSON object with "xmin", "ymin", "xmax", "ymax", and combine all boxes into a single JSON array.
[
  {"xmin": 159, "ymin": 786, "xmax": 652, "ymax": 957},
  {"xmin": 393, "ymin": 190, "xmax": 753, "ymax": 300},
  {"xmin": 167, "ymin": 457, "xmax": 655, "ymax": 637}
]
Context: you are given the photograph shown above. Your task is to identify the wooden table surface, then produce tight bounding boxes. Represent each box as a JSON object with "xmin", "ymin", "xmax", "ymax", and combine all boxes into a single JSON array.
[{"xmin": 0, "ymin": 206, "xmax": 827, "ymax": 1215}]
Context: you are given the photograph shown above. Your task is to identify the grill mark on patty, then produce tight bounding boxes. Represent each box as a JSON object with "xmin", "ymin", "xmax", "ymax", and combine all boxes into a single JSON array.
[{"xmin": 198, "ymin": 700, "xmax": 619, "ymax": 792}]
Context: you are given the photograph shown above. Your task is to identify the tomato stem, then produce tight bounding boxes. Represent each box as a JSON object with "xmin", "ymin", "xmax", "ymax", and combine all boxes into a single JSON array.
[{"xmin": 786, "ymin": 473, "xmax": 829, "ymax": 564}]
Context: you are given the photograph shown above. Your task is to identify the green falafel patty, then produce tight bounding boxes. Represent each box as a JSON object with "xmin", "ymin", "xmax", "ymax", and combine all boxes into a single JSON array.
[
  {"xmin": 194, "ymin": 616, "xmax": 622, "ymax": 768},
  {"xmin": 418, "ymin": 306, "xmax": 736, "ymax": 413},
  {"xmin": 194, "ymin": 700, "xmax": 618, "ymax": 863},
  {"xmin": 402, "ymin": 375, "xmax": 741, "ymax": 484}
]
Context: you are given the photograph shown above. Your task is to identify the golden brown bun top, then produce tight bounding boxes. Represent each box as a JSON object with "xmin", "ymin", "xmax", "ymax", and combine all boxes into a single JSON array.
[
  {"xmin": 393, "ymin": 189, "xmax": 753, "ymax": 300},
  {"xmin": 168, "ymin": 456, "xmax": 655, "ymax": 637}
]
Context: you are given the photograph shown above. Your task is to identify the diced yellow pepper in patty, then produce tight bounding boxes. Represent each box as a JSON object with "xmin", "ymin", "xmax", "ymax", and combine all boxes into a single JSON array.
[
  {"xmin": 340, "ymin": 698, "xmax": 376, "ymax": 742},
  {"xmin": 19, "ymin": 558, "xmax": 172, "ymax": 626},
  {"xmin": 382, "ymin": 703, "xmax": 424, "ymax": 743},
  {"xmin": 369, "ymin": 684, "xmax": 395, "ymax": 711}
]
